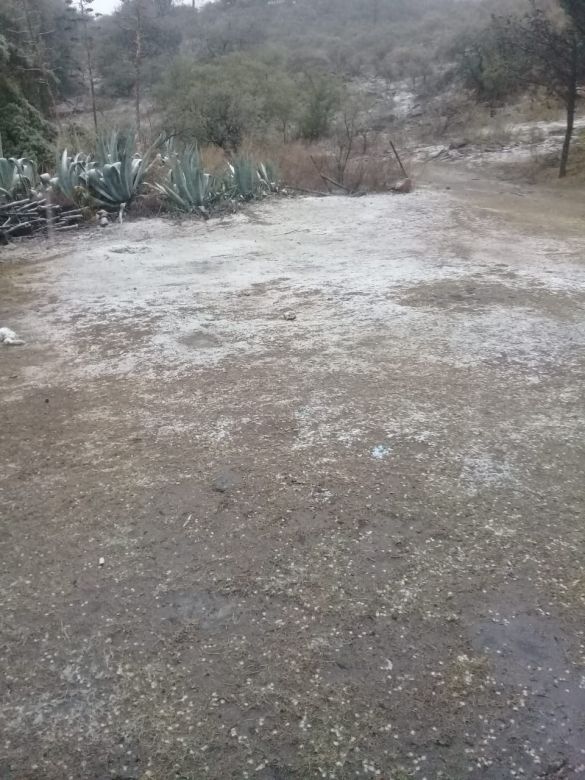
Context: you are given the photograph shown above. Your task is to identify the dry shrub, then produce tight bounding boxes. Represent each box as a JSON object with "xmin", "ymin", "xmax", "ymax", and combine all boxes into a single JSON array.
[
  {"xmin": 275, "ymin": 142, "xmax": 329, "ymax": 191},
  {"xmin": 151, "ymin": 136, "xmax": 409, "ymax": 196},
  {"xmin": 342, "ymin": 155, "xmax": 402, "ymax": 191},
  {"xmin": 242, "ymin": 138, "xmax": 405, "ymax": 193},
  {"xmin": 131, "ymin": 191, "xmax": 168, "ymax": 218},
  {"xmin": 200, "ymin": 144, "xmax": 229, "ymax": 175},
  {"xmin": 418, "ymin": 92, "xmax": 488, "ymax": 144}
]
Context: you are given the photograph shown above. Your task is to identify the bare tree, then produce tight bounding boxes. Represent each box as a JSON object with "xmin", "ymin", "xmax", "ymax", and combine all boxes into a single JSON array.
[
  {"xmin": 119, "ymin": 0, "xmax": 146, "ymax": 135},
  {"xmin": 134, "ymin": 0, "xmax": 144, "ymax": 135},
  {"xmin": 332, "ymin": 98, "xmax": 369, "ymax": 185},
  {"xmin": 19, "ymin": 0, "xmax": 60, "ymax": 120},
  {"xmin": 153, "ymin": 0, "xmax": 175, "ymax": 14},
  {"xmin": 66, "ymin": 0, "xmax": 99, "ymax": 133},
  {"xmin": 561, "ymin": 0, "xmax": 585, "ymax": 37}
]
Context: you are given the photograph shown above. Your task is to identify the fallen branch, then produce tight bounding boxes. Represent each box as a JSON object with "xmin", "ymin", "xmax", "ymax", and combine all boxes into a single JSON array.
[
  {"xmin": 54, "ymin": 224, "xmax": 82, "ymax": 232},
  {"xmin": 389, "ymin": 140, "xmax": 409, "ymax": 179},
  {"xmin": 284, "ymin": 185, "xmax": 329, "ymax": 197},
  {"xmin": 310, "ymin": 155, "xmax": 353, "ymax": 193},
  {"xmin": 317, "ymin": 171, "xmax": 352, "ymax": 193},
  {"xmin": 0, "ymin": 197, "xmax": 84, "ymax": 242}
]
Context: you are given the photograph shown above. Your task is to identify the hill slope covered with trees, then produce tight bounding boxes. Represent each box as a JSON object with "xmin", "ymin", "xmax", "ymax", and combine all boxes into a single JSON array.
[{"xmin": 1, "ymin": 0, "xmax": 583, "ymax": 180}]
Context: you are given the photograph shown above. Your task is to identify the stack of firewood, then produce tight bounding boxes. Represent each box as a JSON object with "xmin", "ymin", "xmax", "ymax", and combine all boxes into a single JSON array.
[{"xmin": 0, "ymin": 198, "xmax": 84, "ymax": 244}]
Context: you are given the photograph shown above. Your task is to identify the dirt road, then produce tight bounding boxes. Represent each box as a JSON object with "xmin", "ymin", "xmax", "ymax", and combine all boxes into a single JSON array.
[{"xmin": 1, "ymin": 170, "xmax": 585, "ymax": 779}]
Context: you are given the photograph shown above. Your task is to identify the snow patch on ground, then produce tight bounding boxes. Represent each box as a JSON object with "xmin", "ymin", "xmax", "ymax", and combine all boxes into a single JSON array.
[
  {"xmin": 6, "ymin": 188, "xmax": 585, "ymax": 396},
  {"xmin": 416, "ymin": 114, "xmax": 585, "ymax": 166}
]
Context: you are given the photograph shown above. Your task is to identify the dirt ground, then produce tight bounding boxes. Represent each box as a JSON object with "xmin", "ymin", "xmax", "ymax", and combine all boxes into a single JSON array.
[{"xmin": 1, "ymin": 166, "xmax": 585, "ymax": 780}]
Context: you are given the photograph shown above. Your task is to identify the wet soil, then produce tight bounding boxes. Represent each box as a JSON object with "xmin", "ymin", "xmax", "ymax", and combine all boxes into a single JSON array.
[{"xmin": 1, "ymin": 168, "xmax": 585, "ymax": 780}]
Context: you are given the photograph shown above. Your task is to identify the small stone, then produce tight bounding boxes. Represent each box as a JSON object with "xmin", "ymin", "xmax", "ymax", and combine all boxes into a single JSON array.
[
  {"xmin": 283, "ymin": 310, "xmax": 297, "ymax": 321},
  {"xmin": 212, "ymin": 469, "xmax": 240, "ymax": 493},
  {"xmin": 0, "ymin": 327, "xmax": 25, "ymax": 346},
  {"xmin": 98, "ymin": 557, "xmax": 105, "ymax": 567},
  {"xmin": 391, "ymin": 178, "xmax": 414, "ymax": 194}
]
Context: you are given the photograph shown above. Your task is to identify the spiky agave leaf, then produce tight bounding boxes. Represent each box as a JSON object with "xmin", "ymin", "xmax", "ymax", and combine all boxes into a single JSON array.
[
  {"xmin": 16, "ymin": 158, "xmax": 38, "ymax": 190},
  {"xmin": 0, "ymin": 157, "xmax": 18, "ymax": 199},
  {"xmin": 81, "ymin": 134, "xmax": 160, "ymax": 207},
  {"xmin": 95, "ymin": 130, "xmax": 124, "ymax": 166},
  {"xmin": 257, "ymin": 162, "xmax": 278, "ymax": 192},
  {"xmin": 155, "ymin": 146, "xmax": 212, "ymax": 212},
  {"xmin": 230, "ymin": 157, "xmax": 260, "ymax": 201},
  {"xmin": 0, "ymin": 156, "xmax": 38, "ymax": 201},
  {"xmin": 51, "ymin": 150, "xmax": 91, "ymax": 203},
  {"xmin": 226, "ymin": 158, "xmax": 277, "ymax": 201},
  {"xmin": 159, "ymin": 136, "xmax": 179, "ymax": 165}
]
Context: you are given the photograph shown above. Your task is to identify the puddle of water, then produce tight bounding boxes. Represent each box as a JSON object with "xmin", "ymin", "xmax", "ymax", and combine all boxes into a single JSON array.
[{"xmin": 473, "ymin": 612, "xmax": 585, "ymax": 761}]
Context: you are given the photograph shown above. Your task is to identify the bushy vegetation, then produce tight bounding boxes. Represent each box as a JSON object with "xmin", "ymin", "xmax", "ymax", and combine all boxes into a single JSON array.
[
  {"xmin": 0, "ymin": 0, "xmax": 491, "ymax": 152},
  {"xmin": 0, "ymin": 0, "xmax": 584, "ymax": 223},
  {"xmin": 0, "ymin": 128, "xmax": 277, "ymax": 231},
  {"xmin": 458, "ymin": 1, "xmax": 585, "ymax": 176}
]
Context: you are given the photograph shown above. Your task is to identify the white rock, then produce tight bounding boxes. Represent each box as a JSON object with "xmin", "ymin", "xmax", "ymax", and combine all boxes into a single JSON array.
[
  {"xmin": 98, "ymin": 557, "xmax": 105, "ymax": 566},
  {"xmin": 0, "ymin": 327, "xmax": 25, "ymax": 346},
  {"xmin": 391, "ymin": 178, "xmax": 414, "ymax": 194}
]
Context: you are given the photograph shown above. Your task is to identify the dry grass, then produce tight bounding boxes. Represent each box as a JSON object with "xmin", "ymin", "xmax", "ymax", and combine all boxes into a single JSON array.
[
  {"xmin": 239, "ymin": 137, "xmax": 406, "ymax": 193},
  {"xmin": 200, "ymin": 145, "xmax": 229, "ymax": 175}
]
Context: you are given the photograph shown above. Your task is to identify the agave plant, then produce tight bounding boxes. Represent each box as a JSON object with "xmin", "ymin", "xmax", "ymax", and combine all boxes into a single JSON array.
[
  {"xmin": 49, "ymin": 150, "xmax": 92, "ymax": 203},
  {"xmin": 226, "ymin": 158, "xmax": 278, "ymax": 201},
  {"xmin": 257, "ymin": 162, "xmax": 278, "ymax": 193},
  {"xmin": 80, "ymin": 133, "xmax": 158, "ymax": 208},
  {"xmin": 228, "ymin": 158, "xmax": 259, "ymax": 201},
  {"xmin": 158, "ymin": 136, "xmax": 179, "ymax": 166},
  {"xmin": 95, "ymin": 130, "xmax": 127, "ymax": 166},
  {"xmin": 155, "ymin": 146, "xmax": 213, "ymax": 212},
  {"xmin": 0, "ymin": 157, "xmax": 38, "ymax": 202},
  {"xmin": 0, "ymin": 157, "xmax": 19, "ymax": 201}
]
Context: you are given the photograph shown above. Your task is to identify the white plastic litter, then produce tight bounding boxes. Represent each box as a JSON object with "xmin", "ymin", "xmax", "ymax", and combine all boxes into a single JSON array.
[{"xmin": 371, "ymin": 444, "xmax": 391, "ymax": 460}]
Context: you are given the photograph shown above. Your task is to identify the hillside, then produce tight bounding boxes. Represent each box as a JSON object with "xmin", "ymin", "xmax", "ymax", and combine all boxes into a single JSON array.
[{"xmin": 0, "ymin": 0, "xmax": 583, "ymax": 189}]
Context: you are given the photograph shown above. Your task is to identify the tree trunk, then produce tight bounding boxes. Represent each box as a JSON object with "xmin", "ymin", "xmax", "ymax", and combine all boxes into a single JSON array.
[
  {"xmin": 81, "ymin": 2, "xmax": 99, "ymax": 135},
  {"xmin": 560, "ymin": 42, "xmax": 578, "ymax": 179},
  {"xmin": 134, "ymin": 0, "xmax": 143, "ymax": 136},
  {"xmin": 87, "ymin": 51, "xmax": 98, "ymax": 135},
  {"xmin": 21, "ymin": 0, "xmax": 60, "ymax": 124}
]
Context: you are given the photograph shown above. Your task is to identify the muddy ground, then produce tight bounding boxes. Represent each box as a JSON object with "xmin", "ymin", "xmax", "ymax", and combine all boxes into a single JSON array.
[{"xmin": 1, "ymin": 167, "xmax": 585, "ymax": 780}]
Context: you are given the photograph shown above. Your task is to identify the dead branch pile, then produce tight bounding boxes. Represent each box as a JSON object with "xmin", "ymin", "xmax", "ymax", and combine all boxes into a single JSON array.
[{"xmin": 0, "ymin": 198, "xmax": 83, "ymax": 244}]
